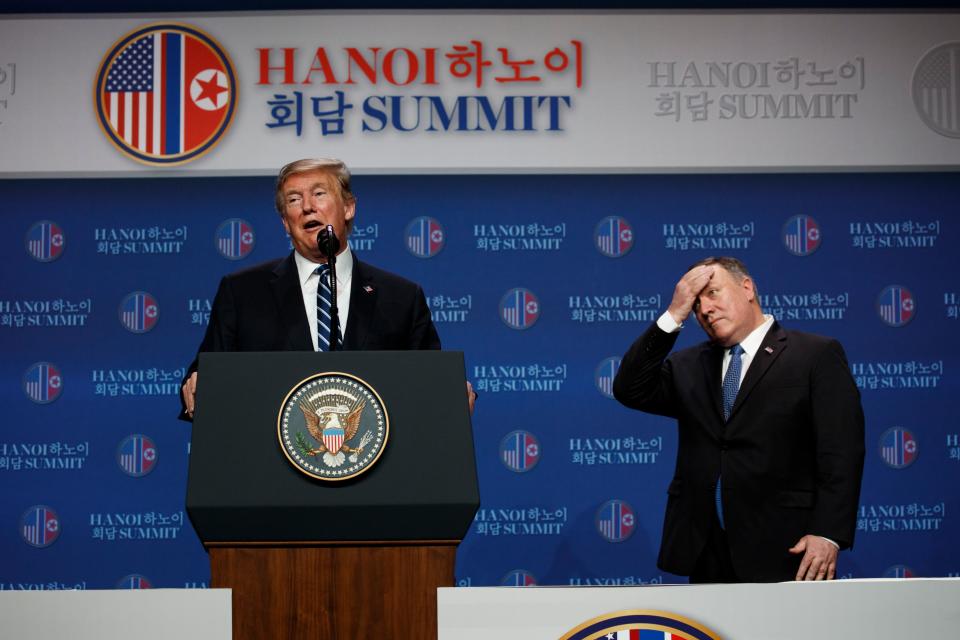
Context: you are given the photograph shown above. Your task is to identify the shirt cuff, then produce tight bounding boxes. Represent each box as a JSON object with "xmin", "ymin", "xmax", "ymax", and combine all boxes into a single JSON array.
[
  {"xmin": 657, "ymin": 310, "xmax": 683, "ymax": 333},
  {"xmin": 818, "ymin": 536, "xmax": 840, "ymax": 549}
]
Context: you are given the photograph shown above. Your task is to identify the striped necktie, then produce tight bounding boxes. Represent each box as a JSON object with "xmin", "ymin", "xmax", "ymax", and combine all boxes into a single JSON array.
[
  {"xmin": 716, "ymin": 343, "xmax": 743, "ymax": 528},
  {"xmin": 315, "ymin": 263, "xmax": 335, "ymax": 351}
]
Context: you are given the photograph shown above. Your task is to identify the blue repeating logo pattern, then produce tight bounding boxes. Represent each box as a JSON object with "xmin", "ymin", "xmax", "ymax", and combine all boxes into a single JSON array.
[
  {"xmin": 405, "ymin": 216, "xmax": 445, "ymax": 258},
  {"xmin": 594, "ymin": 356, "xmax": 622, "ymax": 399},
  {"xmin": 117, "ymin": 434, "xmax": 158, "ymax": 477},
  {"xmin": 25, "ymin": 221, "xmax": 65, "ymax": 262},
  {"xmin": 879, "ymin": 427, "xmax": 918, "ymax": 469},
  {"xmin": 500, "ymin": 569, "xmax": 537, "ymax": 586},
  {"xmin": 119, "ymin": 291, "xmax": 159, "ymax": 333},
  {"xmin": 594, "ymin": 216, "xmax": 634, "ymax": 257},
  {"xmin": 877, "ymin": 285, "xmax": 915, "ymax": 327},
  {"xmin": 23, "ymin": 362, "xmax": 63, "ymax": 404},
  {"xmin": 215, "ymin": 218, "xmax": 255, "ymax": 259},
  {"xmin": 500, "ymin": 288, "xmax": 540, "ymax": 330},
  {"xmin": 20, "ymin": 505, "xmax": 60, "ymax": 548},
  {"xmin": 782, "ymin": 214, "xmax": 821, "ymax": 256},
  {"xmin": 596, "ymin": 499, "xmax": 635, "ymax": 543},
  {"xmin": 500, "ymin": 430, "xmax": 540, "ymax": 472}
]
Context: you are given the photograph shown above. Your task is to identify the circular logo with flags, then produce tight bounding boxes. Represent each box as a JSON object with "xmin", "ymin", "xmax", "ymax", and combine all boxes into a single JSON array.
[
  {"xmin": 94, "ymin": 23, "xmax": 237, "ymax": 165},
  {"xmin": 215, "ymin": 218, "xmax": 255, "ymax": 260},
  {"xmin": 278, "ymin": 372, "xmax": 388, "ymax": 481},
  {"xmin": 500, "ymin": 287, "xmax": 540, "ymax": 330},
  {"xmin": 117, "ymin": 434, "xmax": 159, "ymax": 477},
  {"xmin": 596, "ymin": 499, "xmax": 635, "ymax": 543},
  {"xmin": 20, "ymin": 505, "xmax": 60, "ymax": 548},
  {"xmin": 594, "ymin": 216, "xmax": 634, "ymax": 258},
  {"xmin": 560, "ymin": 610, "xmax": 722, "ymax": 640},
  {"xmin": 876, "ymin": 285, "xmax": 915, "ymax": 327},
  {"xmin": 500, "ymin": 569, "xmax": 537, "ymax": 587},
  {"xmin": 23, "ymin": 362, "xmax": 63, "ymax": 404},
  {"xmin": 119, "ymin": 291, "xmax": 160, "ymax": 333},
  {"xmin": 25, "ymin": 220, "xmax": 65, "ymax": 262},
  {"xmin": 879, "ymin": 427, "xmax": 919, "ymax": 469},
  {"xmin": 912, "ymin": 42, "xmax": 960, "ymax": 138},
  {"xmin": 116, "ymin": 574, "xmax": 153, "ymax": 589},
  {"xmin": 500, "ymin": 430, "xmax": 540, "ymax": 473},
  {"xmin": 782, "ymin": 214, "xmax": 821, "ymax": 256},
  {"xmin": 405, "ymin": 216, "xmax": 445, "ymax": 258},
  {"xmin": 594, "ymin": 356, "xmax": 622, "ymax": 399},
  {"xmin": 883, "ymin": 565, "xmax": 915, "ymax": 579}
]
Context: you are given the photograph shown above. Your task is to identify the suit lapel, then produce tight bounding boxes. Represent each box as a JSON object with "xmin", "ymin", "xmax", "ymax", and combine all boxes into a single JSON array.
[
  {"xmin": 270, "ymin": 253, "xmax": 313, "ymax": 351},
  {"xmin": 344, "ymin": 256, "xmax": 377, "ymax": 351},
  {"xmin": 699, "ymin": 343, "xmax": 725, "ymax": 436},
  {"xmin": 730, "ymin": 322, "xmax": 788, "ymax": 419}
]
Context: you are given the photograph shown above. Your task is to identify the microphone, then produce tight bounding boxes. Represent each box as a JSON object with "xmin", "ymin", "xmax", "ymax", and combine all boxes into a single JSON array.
[{"xmin": 318, "ymin": 225, "xmax": 340, "ymax": 258}]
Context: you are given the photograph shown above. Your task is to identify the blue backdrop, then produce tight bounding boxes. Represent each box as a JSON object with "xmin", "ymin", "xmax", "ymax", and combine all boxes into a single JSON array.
[{"xmin": 1, "ymin": 171, "xmax": 957, "ymax": 590}]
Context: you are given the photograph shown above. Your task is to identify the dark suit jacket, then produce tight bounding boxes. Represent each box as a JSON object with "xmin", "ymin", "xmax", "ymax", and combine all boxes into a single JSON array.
[
  {"xmin": 181, "ymin": 252, "xmax": 440, "ymax": 416},
  {"xmin": 613, "ymin": 321, "xmax": 865, "ymax": 582}
]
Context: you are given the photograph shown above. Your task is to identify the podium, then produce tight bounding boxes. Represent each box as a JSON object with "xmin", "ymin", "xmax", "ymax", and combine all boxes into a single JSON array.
[{"xmin": 186, "ymin": 351, "xmax": 479, "ymax": 640}]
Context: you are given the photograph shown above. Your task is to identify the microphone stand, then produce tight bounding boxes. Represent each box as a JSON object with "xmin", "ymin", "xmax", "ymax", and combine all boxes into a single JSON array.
[{"xmin": 320, "ymin": 225, "xmax": 341, "ymax": 351}]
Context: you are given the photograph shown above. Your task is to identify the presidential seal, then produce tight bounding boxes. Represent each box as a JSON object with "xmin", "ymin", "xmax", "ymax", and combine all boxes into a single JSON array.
[{"xmin": 278, "ymin": 372, "xmax": 388, "ymax": 481}]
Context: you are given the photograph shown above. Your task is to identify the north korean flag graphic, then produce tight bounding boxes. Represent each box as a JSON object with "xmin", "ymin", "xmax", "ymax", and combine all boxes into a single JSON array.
[
  {"xmin": 405, "ymin": 216, "xmax": 445, "ymax": 258},
  {"xmin": 120, "ymin": 291, "xmax": 159, "ymax": 333},
  {"xmin": 500, "ymin": 288, "xmax": 540, "ymax": 330},
  {"xmin": 25, "ymin": 221, "xmax": 65, "ymax": 262},
  {"xmin": 216, "ymin": 218, "xmax": 255, "ymax": 259},
  {"xmin": 95, "ymin": 24, "xmax": 236, "ymax": 165},
  {"xmin": 23, "ymin": 362, "xmax": 63, "ymax": 404},
  {"xmin": 877, "ymin": 285, "xmax": 915, "ymax": 327},
  {"xmin": 595, "ymin": 216, "xmax": 634, "ymax": 257},
  {"xmin": 500, "ymin": 430, "xmax": 540, "ymax": 472},
  {"xmin": 21, "ymin": 505, "xmax": 60, "ymax": 548},
  {"xmin": 880, "ymin": 427, "xmax": 918, "ymax": 468},
  {"xmin": 118, "ymin": 434, "xmax": 158, "ymax": 477},
  {"xmin": 782, "ymin": 214, "xmax": 821, "ymax": 256},
  {"xmin": 596, "ymin": 499, "xmax": 635, "ymax": 542}
]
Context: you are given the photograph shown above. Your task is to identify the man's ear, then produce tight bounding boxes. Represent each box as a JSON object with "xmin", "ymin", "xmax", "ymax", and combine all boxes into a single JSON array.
[{"xmin": 742, "ymin": 277, "xmax": 756, "ymax": 302}]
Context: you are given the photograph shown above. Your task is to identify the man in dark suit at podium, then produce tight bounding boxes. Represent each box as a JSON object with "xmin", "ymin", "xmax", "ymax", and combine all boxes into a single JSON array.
[
  {"xmin": 181, "ymin": 158, "xmax": 472, "ymax": 418},
  {"xmin": 613, "ymin": 257, "xmax": 864, "ymax": 583}
]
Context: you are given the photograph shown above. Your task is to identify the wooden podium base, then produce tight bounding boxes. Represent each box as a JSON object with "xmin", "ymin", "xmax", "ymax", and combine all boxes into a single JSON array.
[{"xmin": 210, "ymin": 543, "xmax": 456, "ymax": 640}]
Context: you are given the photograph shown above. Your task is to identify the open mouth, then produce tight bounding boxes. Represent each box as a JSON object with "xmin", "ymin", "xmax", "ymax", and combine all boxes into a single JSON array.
[{"xmin": 303, "ymin": 220, "xmax": 322, "ymax": 231}]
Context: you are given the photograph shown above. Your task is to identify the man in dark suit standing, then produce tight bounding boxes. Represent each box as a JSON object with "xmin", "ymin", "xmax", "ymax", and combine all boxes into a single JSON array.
[
  {"xmin": 181, "ymin": 158, "xmax": 473, "ymax": 418},
  {"xmin": 613, "ymin": 257, "xmax": 864, "ymax": 583}
]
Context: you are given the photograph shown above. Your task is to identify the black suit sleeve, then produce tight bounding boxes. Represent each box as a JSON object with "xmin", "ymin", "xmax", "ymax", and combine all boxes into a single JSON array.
[
  {"xmin": 612, "ymin": 322, "xmax": 681, "ymax": 418},
  {"xmin": 808, "ymin": 339, "xmax": 865, "ymax": 549}
]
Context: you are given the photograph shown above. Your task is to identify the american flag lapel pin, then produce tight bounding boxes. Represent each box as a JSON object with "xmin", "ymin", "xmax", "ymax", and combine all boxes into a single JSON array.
[
  {"xmin": 764, "ymin": 346, "xmax": 774, "ymax": 354},
  {"xmin": 363, "ymin": 285, "xmax": 374, "ymax": 293}
]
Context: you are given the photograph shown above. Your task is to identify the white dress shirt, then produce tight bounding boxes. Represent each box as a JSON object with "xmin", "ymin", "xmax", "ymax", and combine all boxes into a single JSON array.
[{"xmin": 293, "ymin": 246, "xmax": 354, "ymax": 351}]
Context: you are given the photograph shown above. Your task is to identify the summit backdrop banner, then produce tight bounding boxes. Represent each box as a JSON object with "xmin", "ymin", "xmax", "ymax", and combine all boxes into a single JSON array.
[
  {"xmin": 0, "ymin": 12, "xmax": 959, "ymax": 174},
  {"xmin": 0, "ymin": 10, "xmax": 959, "ymax": 592}
]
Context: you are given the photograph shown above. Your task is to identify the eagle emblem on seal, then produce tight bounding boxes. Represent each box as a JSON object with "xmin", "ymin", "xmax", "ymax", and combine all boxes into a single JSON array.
[{"xmin": 296, "ymin": 397, "xmax": 374, "ymax": 468}]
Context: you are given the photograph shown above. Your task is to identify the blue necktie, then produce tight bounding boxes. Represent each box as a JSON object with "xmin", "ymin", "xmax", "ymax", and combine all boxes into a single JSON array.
[
  {"xmin": 716, "ymin": 343, "xmax": 743, "ymax": 528},
  {"xmin": 315, "ymin": 264, "xmax": 334, "ymax": 351}
]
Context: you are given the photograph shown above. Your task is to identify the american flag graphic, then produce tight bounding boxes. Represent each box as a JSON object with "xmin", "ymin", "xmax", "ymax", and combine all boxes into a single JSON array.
[
  {"xmin": 24, "ymin": 362, "xmax": 61, "ymax": 403},
  {"xmin": 878, "ymin": 286, "xmax": 914, "ymax": 326},
  {"xmin": 914, "ymin": 44, "xmax": 960, "ymax": 136},
  {"xmin": 596, "ymin": 216, "xmax": 633, "ymax": 257},
  {"xmin": 501, "ymin": 430, "xmax": 539, "ymax": 472},
  {"xmin": 119, "ymin": 435, "xmax": 158, "ymax": 476},
  {"xmin": 597, "ymin": 500, "xmax": 635, "ymax": 542},
  {"xmin": 501, "ymin": 288, "xmax": 539, "ymax": 329},
  {"xmin": 120, "ymin": 292, "xmax": 159, "ymax": 333},
  {"xmin": 783, "ymin": 214, "xmax": 820, "ymax": 256},
  {"xmin": 216, "ymin": 218, "xmax": 254, "ymax": 259},
  {"xmin": 406, "ymin": 217, "xmax": 444, "ymax": 257},
  {"xmin": 880, "ymin": 427, "xmax": 918, "ymax": 468},
  {"xmin": 21, "ymin": 506, "xmax": 59, "ymax": 547},
  {"xmin": 96, "ymin": 25, "xmax": 235, "ymax": 163},
  {"xmin": 595, "ymin": 357, "xmax": 621, "ymax": 398},
  {"xmin": 26, "ymin": 221, "xmax": 64, "ymax": 261}
]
